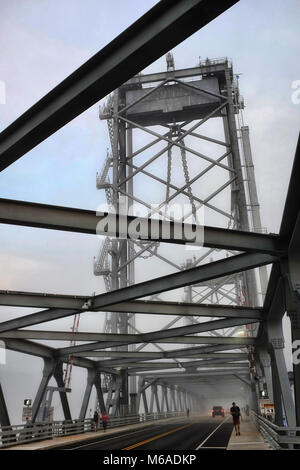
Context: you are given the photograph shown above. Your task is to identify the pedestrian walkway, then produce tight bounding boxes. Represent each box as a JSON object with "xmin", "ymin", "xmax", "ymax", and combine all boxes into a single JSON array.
[{"xmin": 226, "ymin": 415, "xmax": 271, "ymax": 450}]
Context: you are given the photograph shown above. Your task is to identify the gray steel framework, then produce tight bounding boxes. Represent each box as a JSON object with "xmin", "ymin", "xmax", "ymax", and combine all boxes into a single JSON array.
[{"xmin": 0, "ymin": 0, "xmax": 298, "ymax": 428}]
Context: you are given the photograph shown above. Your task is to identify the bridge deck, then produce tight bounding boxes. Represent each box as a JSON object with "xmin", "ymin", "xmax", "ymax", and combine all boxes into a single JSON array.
[{"xmin": 3, "ymin": 414, "xmax": 270, "ymax": 451}]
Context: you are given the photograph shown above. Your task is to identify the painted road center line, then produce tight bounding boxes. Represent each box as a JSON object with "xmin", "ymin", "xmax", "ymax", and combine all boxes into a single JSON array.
[
  {"xmin": 122, "ymin": 423, "xmax": 193, "ymax": 450},
  {"xmin": 195, "ymin": 416, "xmax": 230, "ymax": 450},
  {"xmin": 68, "ymin": 427, "xmax": 156, "ymax": 450}
]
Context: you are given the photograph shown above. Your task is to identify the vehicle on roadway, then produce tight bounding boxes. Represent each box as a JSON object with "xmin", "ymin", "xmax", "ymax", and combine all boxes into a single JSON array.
[{"xmin": 212, "ymin": 406, "xmax": 225, "ymax": 418}]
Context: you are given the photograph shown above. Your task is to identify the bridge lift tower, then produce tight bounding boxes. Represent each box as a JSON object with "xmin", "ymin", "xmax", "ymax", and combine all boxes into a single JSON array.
[{"xmin": 93, "ymin": 55, "xmax": 268, "ymax": 415}]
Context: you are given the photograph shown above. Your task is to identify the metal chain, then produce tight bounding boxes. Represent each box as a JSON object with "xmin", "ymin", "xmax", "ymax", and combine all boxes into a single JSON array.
[
  {"xmin": 165, "ymin": 132, "xmax": 173, "ymax": 208},
  {"xmin": 179, "ymin": 132, "xmax": 198, "ymax": 222}
]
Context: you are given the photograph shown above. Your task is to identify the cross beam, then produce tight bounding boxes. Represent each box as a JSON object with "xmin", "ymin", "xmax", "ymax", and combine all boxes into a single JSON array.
[
  {"xmin": 57, "ymin": 316, "xmax": 257, "ymax": 356},
  {"xmin": 0, "ymin": 252, "xmax": 272, "ymax": 333},
  {"xmin": 0, "ymin": 198, "xmax": 282, "ymax": 254}
]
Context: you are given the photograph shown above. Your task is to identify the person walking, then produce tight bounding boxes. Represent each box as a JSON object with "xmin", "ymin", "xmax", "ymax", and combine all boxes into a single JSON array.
[
  {"xmin": 230, "ymin": 402, "xmax": 241, "ymax": 436},
  {"xmin": 101, "ymin": 412, "xmax": 109, "ymax": 432},
  {"xmin": 93, "ymin": 410, "xmax": 99, "ymax": 432}
]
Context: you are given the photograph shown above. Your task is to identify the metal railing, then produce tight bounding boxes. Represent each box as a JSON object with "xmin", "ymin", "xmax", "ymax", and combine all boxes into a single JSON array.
[
  {"xmin": 252, "ymin": 411, "xmax": 300, "ymax": 450},
  {"xmin": 0, "ymin": 411, "xmax": 185, "ymax": 449},
  {"xmin": 198, "ymin": 57, "xmax": 232, "ymax": 68}
]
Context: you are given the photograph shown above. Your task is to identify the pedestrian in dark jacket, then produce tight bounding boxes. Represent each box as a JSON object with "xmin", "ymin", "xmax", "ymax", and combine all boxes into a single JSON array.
[
  {"xmin": 230, "ymin": 402, "xmax": 241, "ymax": 436},
  {"xmin": 93, "ymin": 410, "xmax": 99, "ymax": 432}
]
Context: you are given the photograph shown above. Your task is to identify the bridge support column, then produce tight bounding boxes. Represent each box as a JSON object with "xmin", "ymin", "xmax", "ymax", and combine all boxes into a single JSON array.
[
  {"xmin": 32, "ymin": 358, "xmax": 57, "ymax": 423},
  {"xmin": 94, "ymin": 374, "xmax": 106, "ymax": 414},
  {"xmin": 0, "ymin": 382, "xmax": 10, "ymax": 427},
  {"xmin": 266, "ymin": 275, "xmax": 296, "ymax": 426},
  {"xmin": 187, "ymin": 393, "xmax": 192, "ymax": 411},
  {"xmin": 170, "ymin": 387, "xmax": 177, "ymax": 412},
  {"xmin": 183, "ymin": 391, "xmax": 187, "ymax": 411},
  {"xmin": 160, "ymin": 384, "xmax": 164, "ymax": 412},
  {"xmin": 257, "ymin": 346, "xmax": 273, "ymax": 402},
  {"xmin": 161, "ymin": 383, "xmax": 169, "ymax": 412},
  {"xmin": 153, "ymin": 384, "xmax": 160, "ymax": 413},
  {"xmin": 288, "ymin": 311, "xmax": 300, "ymax": 425},
  {"xmin": 165, "ymin": 386, "xmax": 170, "ymax": 412},
  {"xmin": 270, "ymin": 354, "xmax": 284, "ymax": 425},
  {"xmin": 149, "ymin": 385, "xmax": 154, "ymax": 413},
  {"xmin": 119, "ymin": 371, "xmax": 129, "ymax": 417},
  {"xmin": 178, "ymin": 389, "xmax": 183, "ymax": 412},
  {"xmin": 136, "ymin": 377, "xmax": 143, "ymax": 414},
  {"xmin": 130, "ymin": 393, "xmax": 137, "ymax": 415},
  {"xmin": 282, "ymin": 227, "xmax": 300, "ymax": 425},
  {"xmin": 109, "ymin": 376, "xmax": 122, "ymax": 416},
  {"xmin": 142, "ymin": 388, "xmax": 149, "ymax": 415},
  {"xmin": 53, "ymin": 362, "xmax": 72, "ymax": 421},
  {"xmin": 269, "ymin": 338, "xmax": 296, "ymax": 426},
  {"xmin": 79, "ymin": 369, "xmax": 96, "ymax": 420}
]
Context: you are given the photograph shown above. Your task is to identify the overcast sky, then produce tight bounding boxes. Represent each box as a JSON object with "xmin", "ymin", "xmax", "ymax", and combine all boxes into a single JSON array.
[{"xmin": 1, "ymin": 0, "xmax": 300, "ymax": 424}]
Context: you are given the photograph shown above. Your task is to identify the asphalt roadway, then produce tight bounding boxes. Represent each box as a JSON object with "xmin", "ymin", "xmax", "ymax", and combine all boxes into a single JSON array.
[{"xmin": 56, "ymin": 416, "xmax": 233, "ymax": 451}]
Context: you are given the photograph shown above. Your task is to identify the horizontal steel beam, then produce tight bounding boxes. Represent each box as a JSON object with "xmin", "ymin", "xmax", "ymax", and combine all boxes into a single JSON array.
[
  {"xmin": 128, "ymin": 364, "xmax": 248, "ymax": 373},
  {"xmin": 124, "ymin": 63, "xmax": 230, "ymax": 86},
  {"xmin": 0, "ymin": 252, "xmax": 272, "ymax": 334},
  {"xmin": 0, "ymin": 308, "xmax": 82, "ymax": 334},
  {"xmin": 67, "ymin": 351, "xmax": 248, "ymax": 360},
  {"xmin": 0, "ymin": 289, "xmax": 88, "ymax": 310},
  {"xmin": 130, "ymin": 369, "xmax": 250, "ymax": 378},
  {"xmin": 90, "ymin": 252, "xmax": 276, "ymax": 312},
  {"xmin": 95, "ymin": 357, "xmax": 248, "ymax": 369},
  {"xmin": 0, "ymin": 329, "xmax": 255, "ymax": 346},
  {"xmin": 0, "ymin": 290, "xmax": 264, "ymax": 319},
  {"xmin": 0, "ymin": 0, "xmax": 239, "ymax": 171},
  {"xmin": 57, "ymin": 317, "xmax": 257, "ymax": 356},
  {"xmin": 0, "ymin": 198, "xmax": 282, "ymax": 254},
  {"xmin": 93, "ymin": 350, "xmax": 248, "ymax": 368}
]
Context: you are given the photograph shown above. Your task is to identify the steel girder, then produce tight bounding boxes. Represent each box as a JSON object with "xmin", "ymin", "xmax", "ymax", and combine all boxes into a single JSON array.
[
  {"xmin": 0, "ymin": 198, "xmax": 283, "ymax": 254},
  {"xmin": 0, "ymin": 253, "xmax": 271, "ymax": 334},
  {"xmin": 0, "ymin": 330, "xmax": 255, "ymax": 346},
  {"xmin": 56, "ymin": 316, "xmax": 258, "ymax": 356},
  {"xmin": 1, "ymin": 337, "xmax": 117, "ymax": 372},
  {"xmin": 89, "ymin": 354, "xmax": 248, "ymax": 370},
  {"xmin": 0, "ymin": 290, "xmax": 264, "ymax": 317},
  {"xmin": 0, "ymin": 383, "xmax": 11, "ymax": 427},
  {"xmin": 0, "ymin": 0, "xmax": 239, "ymax": 171},
  {"xmin": 88, "ymin": 253, "xmax": 276, "ymax": 311},
  {"xmin": 132, "ymin": 370, "xmax": 250, "ymax": 379},
  {"xmin": 256, "ymin": 135, "xmax": 300, "ymax": 425},
  {"xmin": 261, "ymin": 135, "xmax": 300, "ymax": 316},
  {"xmin": 87, "ymin": 356, "xmax": 248, "ymax": 370}
]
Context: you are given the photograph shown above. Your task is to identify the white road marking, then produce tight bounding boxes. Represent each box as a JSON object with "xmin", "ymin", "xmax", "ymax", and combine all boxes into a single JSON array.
[{"xmin": 195, "ymin": 416, "xmax": 231, "ymax": 450}]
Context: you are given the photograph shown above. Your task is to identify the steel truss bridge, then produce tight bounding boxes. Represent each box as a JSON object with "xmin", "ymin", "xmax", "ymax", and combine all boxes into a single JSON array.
[{"xmin": 0, "ymin": 0, "xmax": 299, "ymax": 434}]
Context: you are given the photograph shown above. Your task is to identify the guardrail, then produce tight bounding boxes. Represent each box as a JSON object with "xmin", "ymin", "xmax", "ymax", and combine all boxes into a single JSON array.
[
  {"xmin": 0, "ymin": 411, "xmax": 185, "ymax": 449},
  {"xmin": 251, "ymin": 411, "xmax": 300, "ymax": 450}
]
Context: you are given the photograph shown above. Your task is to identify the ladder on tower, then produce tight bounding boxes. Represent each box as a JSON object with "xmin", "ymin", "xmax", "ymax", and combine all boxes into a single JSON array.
[{"xmin": 63, "ymin": 313, "xmax": 81, "ymax": 389}]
